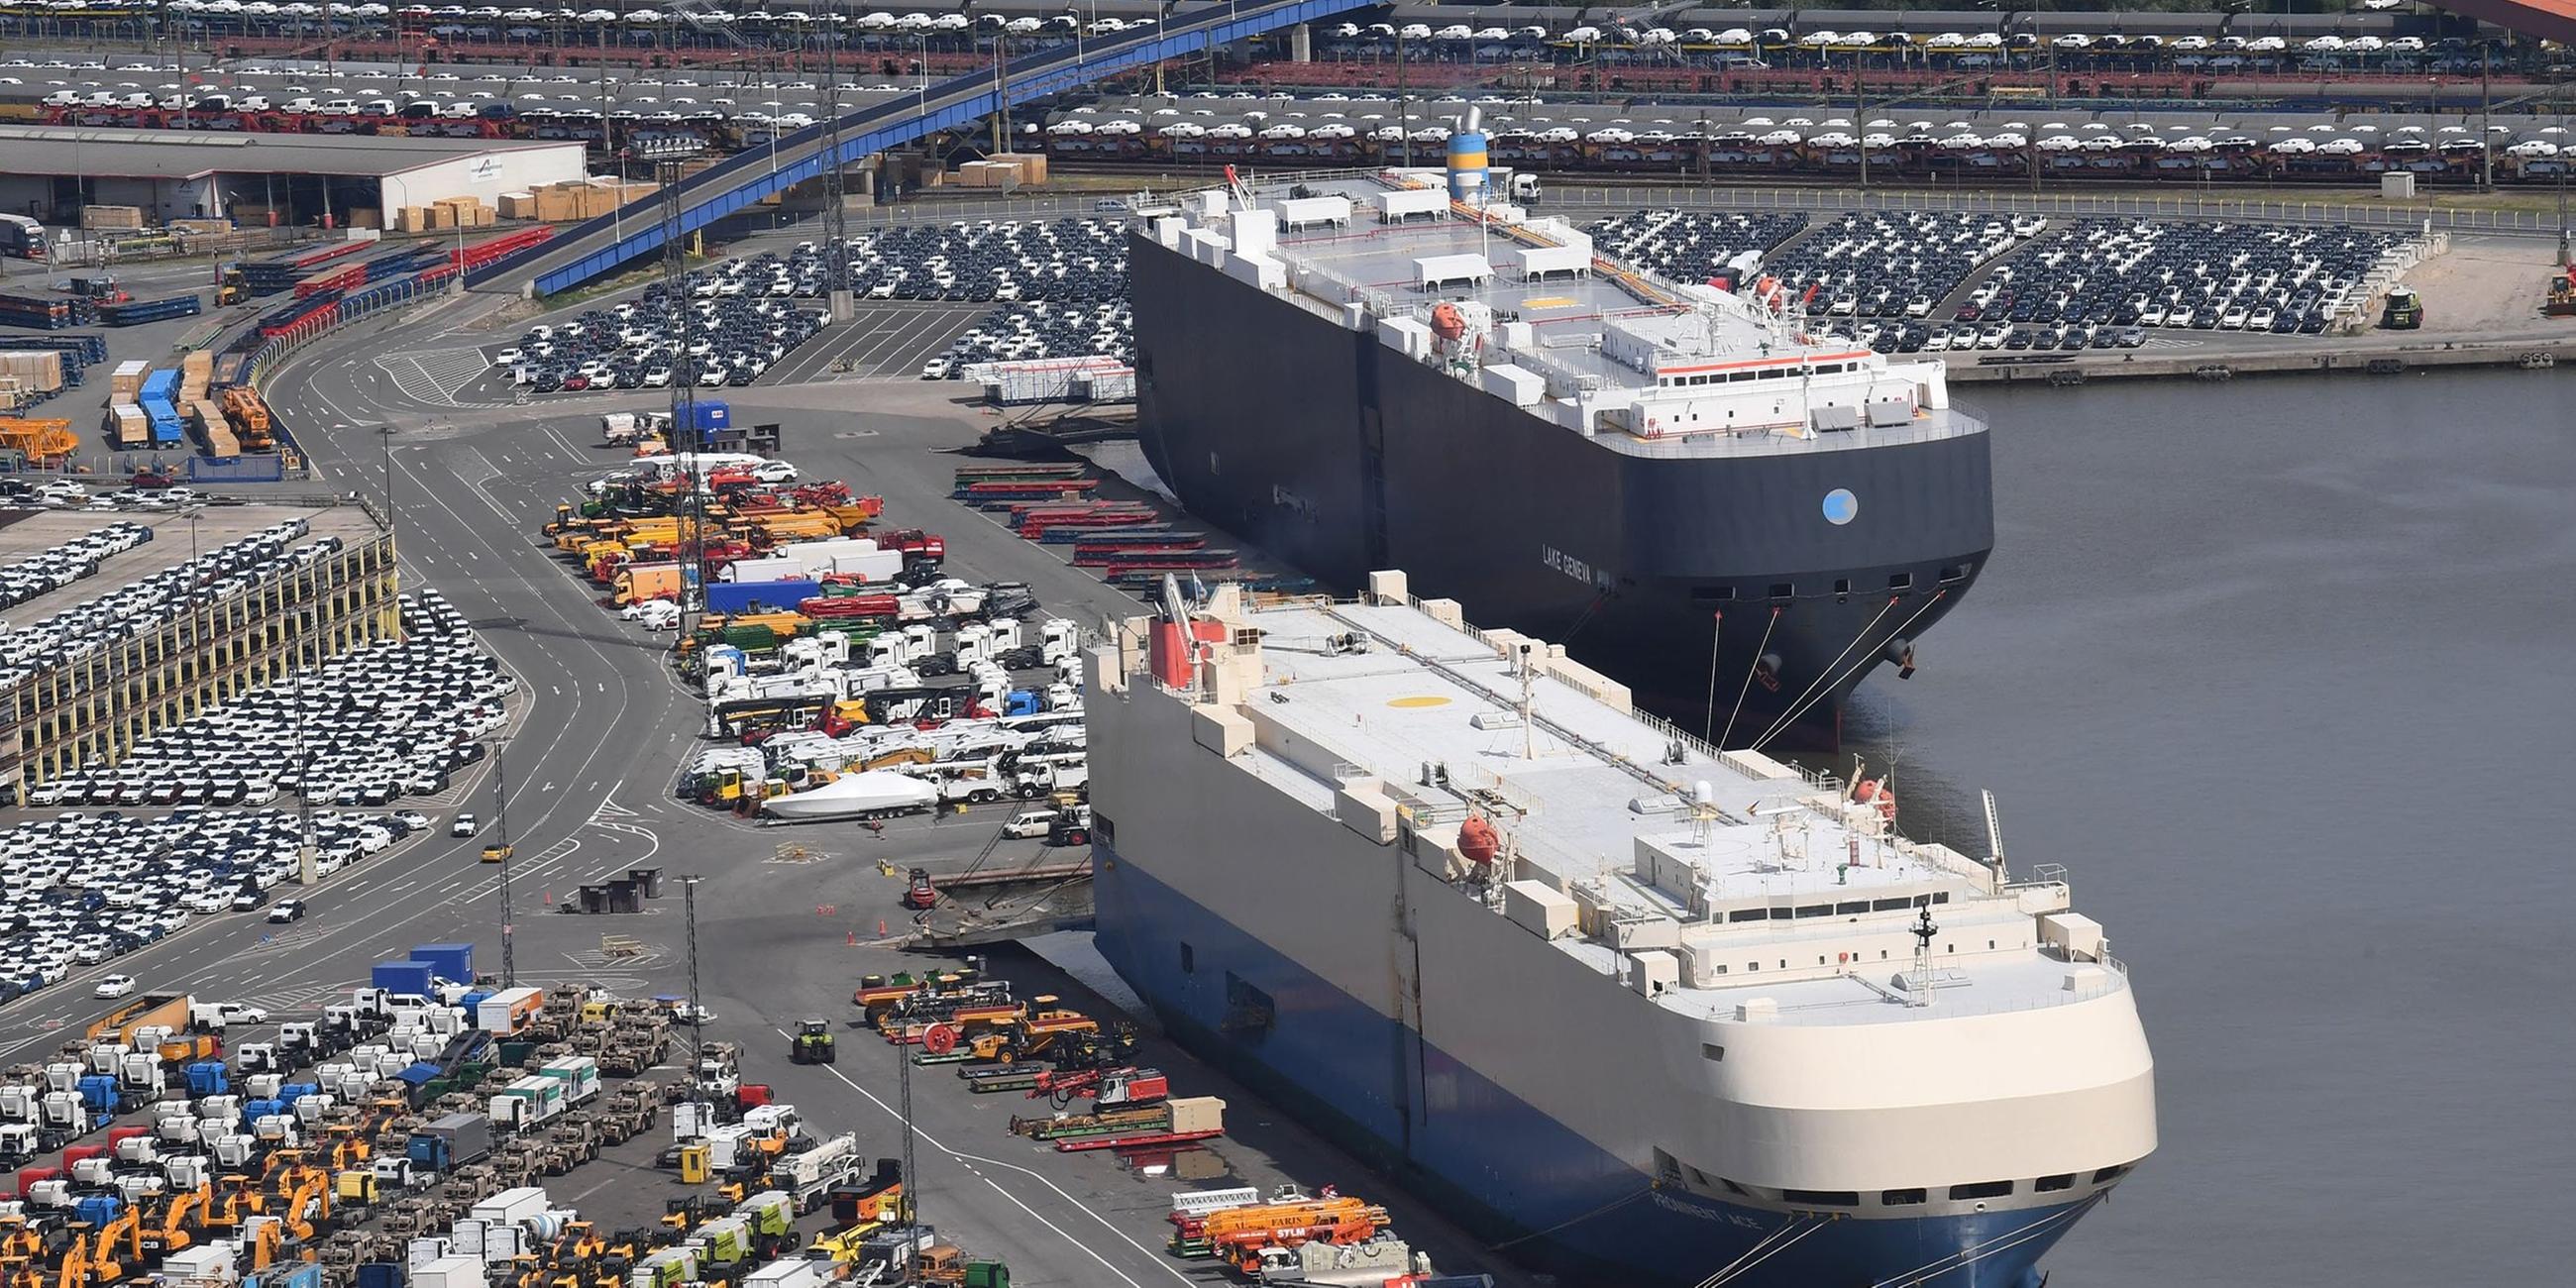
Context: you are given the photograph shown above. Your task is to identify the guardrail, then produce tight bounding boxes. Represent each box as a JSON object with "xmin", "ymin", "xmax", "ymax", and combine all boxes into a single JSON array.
[
  {"xmin": 1549, "ymin": 183, "xmax": 2571, "ymax": 234},
  {"xmin": 483, "ymin": 0, "xmax": 1382, "ymax": 295}
]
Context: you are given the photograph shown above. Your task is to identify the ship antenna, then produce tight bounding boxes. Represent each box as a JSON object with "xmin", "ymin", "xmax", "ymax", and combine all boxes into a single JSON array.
[
  {"xmin": 1908, "ymin": 907, "xmax": 1939, "ymax": 1008},
  {"xmin": 1981, "ymin": 789, "xmax": 2007, "ymax": 886}
]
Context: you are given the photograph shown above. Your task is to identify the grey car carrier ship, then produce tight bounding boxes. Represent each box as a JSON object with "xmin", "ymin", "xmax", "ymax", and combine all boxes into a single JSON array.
[{"xmin": 1127, "ymin": 165, "xmax": 1992, "ymax": 745}]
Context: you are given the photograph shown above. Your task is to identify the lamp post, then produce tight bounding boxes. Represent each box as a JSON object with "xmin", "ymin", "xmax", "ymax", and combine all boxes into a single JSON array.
[{"xmin": 491, "ymin": 738, "xmax": 515, "ymax": 986}]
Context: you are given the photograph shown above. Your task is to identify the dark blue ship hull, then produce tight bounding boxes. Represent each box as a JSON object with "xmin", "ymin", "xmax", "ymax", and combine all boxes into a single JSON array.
[{"xmin": 1129, "ymin": 232, "xmax": 1994, "ymax": 744}]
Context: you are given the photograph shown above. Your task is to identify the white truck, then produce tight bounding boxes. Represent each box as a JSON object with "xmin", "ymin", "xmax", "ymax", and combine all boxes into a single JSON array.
[{"xmin": 600, "ymin": 410, "xmax": 673, "ymax": 445}]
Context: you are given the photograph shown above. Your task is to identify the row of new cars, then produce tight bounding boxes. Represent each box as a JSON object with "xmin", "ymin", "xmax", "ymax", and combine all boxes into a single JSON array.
[{"xmin": 0, "ymin": 589, "xmax": 504, "ymax": 1005}]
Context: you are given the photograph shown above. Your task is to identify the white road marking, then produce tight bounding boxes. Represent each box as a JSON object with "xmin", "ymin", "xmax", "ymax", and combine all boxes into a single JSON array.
[{"xmin": 783, "ymin": 1028, "xmax": 1190, "ymax": 1287}]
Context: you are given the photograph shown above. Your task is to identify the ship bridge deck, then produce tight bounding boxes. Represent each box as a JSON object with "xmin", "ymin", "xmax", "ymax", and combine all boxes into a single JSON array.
[{"xmin": 1203, "ymin": 592, "xmax": 2123, "ymax": 1025}]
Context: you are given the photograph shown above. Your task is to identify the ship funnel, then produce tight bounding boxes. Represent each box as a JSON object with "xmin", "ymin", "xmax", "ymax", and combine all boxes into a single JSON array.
[{"xmin": 1447, "ymin": 107, "xmax": 1490, "ymax": 204}]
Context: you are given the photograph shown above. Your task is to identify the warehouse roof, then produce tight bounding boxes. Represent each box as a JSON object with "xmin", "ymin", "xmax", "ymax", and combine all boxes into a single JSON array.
[{"xmin": 0, "ymin": 125, "xmax": 579, "ymax": 180}]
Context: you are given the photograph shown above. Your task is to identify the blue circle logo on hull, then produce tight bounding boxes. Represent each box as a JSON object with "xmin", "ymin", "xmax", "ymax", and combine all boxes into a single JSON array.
[{"xmin": 1823, "ymin": 488, "xmax": 1859, "ymax": 525}]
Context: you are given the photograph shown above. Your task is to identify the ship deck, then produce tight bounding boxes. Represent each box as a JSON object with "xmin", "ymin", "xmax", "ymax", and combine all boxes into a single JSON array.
[
  {"xmin": 1192, "ymin": 171, "xmax": 1981, "ymax": 455},
  {"xmin": 1216, "ymin": 595, "xmax": 2121, "ymax": 1025}
]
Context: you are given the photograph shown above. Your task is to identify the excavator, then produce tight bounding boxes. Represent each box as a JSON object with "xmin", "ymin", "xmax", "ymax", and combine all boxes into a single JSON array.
[{"xmin": 136, "ymin": 1185, "xmax": 211, "ymax": 1258}]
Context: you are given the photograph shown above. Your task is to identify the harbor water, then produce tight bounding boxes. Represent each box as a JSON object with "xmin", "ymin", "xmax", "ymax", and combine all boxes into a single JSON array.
[{"xmin": 1840, "ymin": 370, "xmax": 2576, "ymax": 1285}]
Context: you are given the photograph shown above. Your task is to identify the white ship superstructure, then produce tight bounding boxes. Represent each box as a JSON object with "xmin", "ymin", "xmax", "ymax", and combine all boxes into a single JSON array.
[{"xmin": 1083, "ymin": 574, "xmax": 2154, "ymax": 1287}]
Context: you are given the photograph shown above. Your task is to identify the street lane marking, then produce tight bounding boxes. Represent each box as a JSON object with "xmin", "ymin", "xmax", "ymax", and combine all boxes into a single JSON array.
[{"xmin": 784, "ymin": 1030, "xmax": 1181, "ymax": 1288}]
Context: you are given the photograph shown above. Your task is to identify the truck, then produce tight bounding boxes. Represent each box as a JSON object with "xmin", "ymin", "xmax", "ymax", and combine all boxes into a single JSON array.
[
  {"xmin": 87, "ymin": 993, "xmax": 193, "ymax": 1046},
  {"xmin": 613, "ymin": 562, "xmax": 686, "ymax": 607},
  {"xmin": 405, "ymin": 1112, "xmax": 491, "ymax": 1171},
  {"xmin": 487, "ymin": 1076, "xmax": 567, "ymax": 1130},
  {"xmin": 0, "ymin": 215, "xmax": 46, "ymax": 261},
  {"xmin": 601, "ymin": 410, "xmax": 673, "ymax": 445},
  {"xmin": 532, "ymin": 1055, "xmax": 600, "ymax": 1106},
  {"xmin": 475, "ymin": 987, "xmax": 544, "ymax": 1036}
]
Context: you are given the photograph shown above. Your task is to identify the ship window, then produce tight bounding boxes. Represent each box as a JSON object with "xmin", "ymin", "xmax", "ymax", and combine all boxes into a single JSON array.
[
  {"xmin": 1096, "ymin": 814, "xmax": 1115, "ymax": 843},
  {"xmin": 1881, "ymin": 1188, "xmax": 1928, "ymax": 1206},
  {"xmin": 1745, "ymin": 962, "xmax": 1758, "ymax": 972},
  {"xmin": 1690, "ymin": 587, "xmax": 1736, "ymax": 601},
  {"xmin": 1940, "ymin": 564, "xmax": 1968, "ymax": 584},
  {"xmin": 1887, "ymin": 573, "xmax": 1913, "ymax": 590},
  {"xmin": 2093, "ymin": 1164, "xmax": 2131, "ymax": 1184},
  {"xmin": 1179, "ymin": 943, "xmax": 1195, "ymax": 974},
  {"xmin": 1832, "ymin": 579, "xmax": 1851, "ymax": 595},
  {"xmin": 1768, "ymin": 583, "xmax": 1793, "ymax": 599},
  {"xmin": 1794, "ymin": 904, "xmax": 1831, "ymax": 918},
  {"xmin": 1728, "ymin": 908, "xmax": 1771, "ymax": 922},
  {"xmin": 1700, "ymin": 1043, "xmax": 1725, "ymax": 1062},
  {"xmin": 1872, "ymin": 898, "xmax": 1912, "ymax": 912},
  {"xmin": 1719, "ymin": 1177, "xmax": 1748, "ymax": 1196},
  {"xmin": 1758, "ymin": 368, "xmax": 1786, "ymax": 380},
  {"xmin": 2037, "ymin": 1174, "xmax": 2076, "ymax": 1193},
  {"xmin": 1837, "ymin": 901, "xmax": 1870, "ymax": 914},
  {"xmin": 1934, "ymin": 892, "xmax": 1950, "ymax": 904},
  {"xmin": 1729, "ymin": 371, "xmax": 1755, "ymax": 382},
  {"xmin": 1949, "ymin": 1181, "xmax": 2015, "ymax": 1201},
  {"xmin": 1782, "ymin": 1190, "xmax": 1859, "ymax": 1208}
]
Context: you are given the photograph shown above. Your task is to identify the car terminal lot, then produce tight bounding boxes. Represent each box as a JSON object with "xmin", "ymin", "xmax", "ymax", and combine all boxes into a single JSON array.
[{"xmin": 0, "ymin": 273, "xmax": 1541, "ymax": 1284}]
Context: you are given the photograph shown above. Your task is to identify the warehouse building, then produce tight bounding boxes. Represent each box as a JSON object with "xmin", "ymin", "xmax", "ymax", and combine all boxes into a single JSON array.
[
  {"xmin": 0, "ymin": 503, "xmax": 399, "ymax": 792},
  {"xmin": 0, "ymin": 125, "xmax": 585, "ymax": 229}
]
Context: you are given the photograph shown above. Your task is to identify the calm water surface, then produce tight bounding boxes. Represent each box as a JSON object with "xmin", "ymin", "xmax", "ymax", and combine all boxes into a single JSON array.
[{"xmin": 1844, "ymin": 371, "xmax": 2576, "ymax": 1285}]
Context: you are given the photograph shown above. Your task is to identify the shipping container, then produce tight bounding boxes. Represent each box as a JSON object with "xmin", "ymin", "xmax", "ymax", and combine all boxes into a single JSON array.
[
  {"xmin": 704, "ymin": 579, "xmax": 819, "ymax": 616},
  {"xmin": 411, "ymin": 944, "xmax": 473, "ymax": 983},
  {"xmin": 370, "ymin": 961, "xmax": 434, "ymax": 997}
]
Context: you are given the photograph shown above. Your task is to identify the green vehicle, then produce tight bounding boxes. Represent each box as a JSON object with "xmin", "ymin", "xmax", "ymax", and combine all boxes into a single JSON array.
[{"xmin": 789, "ymin": 1019, "xmax": 837, "ymax": 1065}]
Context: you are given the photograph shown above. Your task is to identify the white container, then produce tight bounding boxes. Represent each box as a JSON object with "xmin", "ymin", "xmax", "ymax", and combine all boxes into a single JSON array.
[
  {"xmin": 470, "ymin": 1186, "xmax": 551, "ymax": 1227},
  {"xmin": 413, "ymin": 1253, "xmax": 487, "ymax": 1288}
]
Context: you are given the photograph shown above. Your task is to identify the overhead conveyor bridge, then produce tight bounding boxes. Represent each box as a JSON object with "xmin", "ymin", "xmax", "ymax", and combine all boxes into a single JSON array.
[{"xmin": 473, "ymin": 0, "xmax": 1379, "ymax": 297}]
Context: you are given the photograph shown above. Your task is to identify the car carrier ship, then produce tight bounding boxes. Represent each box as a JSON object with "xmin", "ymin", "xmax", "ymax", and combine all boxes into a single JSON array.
[
  {"xmin": 1127, "ymin": 160, "xmax": 1992, "ymax": 746},
  {"xmin": 1084, "ymin": 575, "xmax": 2154, "ymax": 1288}
]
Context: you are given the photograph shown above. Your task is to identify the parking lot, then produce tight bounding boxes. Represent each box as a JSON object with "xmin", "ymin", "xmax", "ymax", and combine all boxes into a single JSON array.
[{"xmin": 764, "ymin": 302, "xmax": 986, "ymax": 382}]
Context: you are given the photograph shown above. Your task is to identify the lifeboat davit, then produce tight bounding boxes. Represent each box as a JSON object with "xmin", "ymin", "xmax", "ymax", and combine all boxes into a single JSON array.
[{"xmin": 1456, "ymin": 814, "xmax": 1501, "ymax": 865}]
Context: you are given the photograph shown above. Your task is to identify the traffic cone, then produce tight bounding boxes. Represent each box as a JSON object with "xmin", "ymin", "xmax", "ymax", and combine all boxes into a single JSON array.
[
  {"xmin": 846, "ymin": 930, "xmax": 856, "ymax": 946},
  {"xmin": 543, "ymin": 890, "xmax": 552, "ymax": 906},
  {"xmin": 877, "ymin": 919, "xmax": 888, "ymax": 937}
]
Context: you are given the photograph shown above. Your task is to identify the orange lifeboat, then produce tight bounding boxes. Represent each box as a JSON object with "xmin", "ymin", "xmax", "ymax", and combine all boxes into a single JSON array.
[
  {"xmin": 1430, "ymin": 302, "xmax": 1467, "ymax": 342},
  {"xmin": 1851, "ymin": 778, "xmax": 1897, "ymax": 823},
  {"xmin": 1456, "ymin": 814, "xmax": 1501, "ymax": 865}
]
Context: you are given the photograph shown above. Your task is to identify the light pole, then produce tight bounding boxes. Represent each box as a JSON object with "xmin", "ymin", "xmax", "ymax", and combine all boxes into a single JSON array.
[
  {"xmin": 377, "ymin": 422, "xmax": 396, "ymax": 539},
  {"xmin": 636, "ymin": 135, "xmax": 709, "ymax": 641},
  {"xmin": 491, "ymin": 738, "xmax": 516, "ymax": 987}
]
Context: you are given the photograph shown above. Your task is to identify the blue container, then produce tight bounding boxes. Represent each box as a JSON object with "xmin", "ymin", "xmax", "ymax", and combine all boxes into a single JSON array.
[
  {"xmin": 73, "ymin": 1196, "xmax": 122, "ymax": 1226},
  {"xmin": 245, "ymin": 1098, "xmax": 284, "ymax": 1121},
  {"xmin": 682, "ymin": 400, "xmax": 730, "ymax": 432},
  {"xmin": 279, "ymin": 1082, "xmax": 319, "ymax": 1105},
  {"xmin": 411, "ymin": 943, "xmax": 474, "ymax": 982},
  {"xmin": 704, "ymin": 579, "xmax": 817, "ymax": 616},
  {"xmin": 371, "ymin": 961, "xmax": 434, "ymax": 996},
  {"xmin": 355, "ymin": 1264, "xmax": 401, "ymax": 1288}
]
